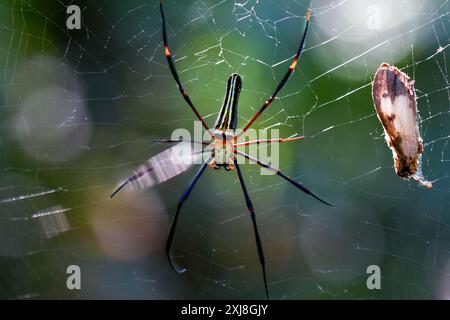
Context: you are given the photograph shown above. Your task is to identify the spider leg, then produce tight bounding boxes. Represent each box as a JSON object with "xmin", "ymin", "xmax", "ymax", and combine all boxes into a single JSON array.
[
  {"xmin": 160, "ymin": 0, "xmax": 212, "ymax": 136},
  {"xmin": 236, "ymin": 9, "xmax": 311, "ymax": 139},
  {"xmin": 111, "ymin": 147, "xmax": 212, "ymax": 198},
  {"xmin": 154, "ymin": 138, "xmax": 211, "ymax": 146},
  {"xmin": 110, "ymin": 167, "xmax": 154, "ymax": 198},
  {"xmin": 166, "ymin": 156, "xmax": 212, "ymax": 273},
  {"xmin": 234, "ymin": 136, "xmax": 304, "ymax": 147},
  {"xmin": 235, "ymin": 149, "xmax": 333, "ymax": 206},
  {"xmin": 233, "ymin": 158, "xmax": 269, "ymax": 300}
]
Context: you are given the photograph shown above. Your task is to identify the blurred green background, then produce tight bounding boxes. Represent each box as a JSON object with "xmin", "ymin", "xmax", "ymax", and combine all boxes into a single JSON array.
[{"xmin": 0, "ymin": 0, "xmax": 449, "ymax": 299}]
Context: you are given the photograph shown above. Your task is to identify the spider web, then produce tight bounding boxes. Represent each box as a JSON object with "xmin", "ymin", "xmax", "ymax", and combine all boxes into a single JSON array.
[{"xmin": 0, "ymin": 0, "xmax": 449, "ymax": 299}]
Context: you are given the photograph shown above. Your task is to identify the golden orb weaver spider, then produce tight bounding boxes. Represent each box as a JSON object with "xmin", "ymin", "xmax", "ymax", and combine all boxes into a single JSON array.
[{"xmin": 111, "ymin": 0, "xmax": 333, "ymax": 299}]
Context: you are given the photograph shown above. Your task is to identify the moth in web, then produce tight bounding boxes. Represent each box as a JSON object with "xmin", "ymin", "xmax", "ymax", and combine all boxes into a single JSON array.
[
  {"xmin": 111, "ymin": 1, "xmax": 333, "ymax": 299},
  {"xmin": 372, "ymin": 63, "xmax": 432, "ymax": 189}
]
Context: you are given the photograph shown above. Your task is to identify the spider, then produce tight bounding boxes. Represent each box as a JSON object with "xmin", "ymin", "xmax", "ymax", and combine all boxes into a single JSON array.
[{"xmin": 111, "ymin": 0, "xmax": 332, "ymax": 299}]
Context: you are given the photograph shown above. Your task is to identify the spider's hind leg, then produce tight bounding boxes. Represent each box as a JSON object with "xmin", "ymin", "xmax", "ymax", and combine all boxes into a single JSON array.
[
  {"xmin": 166, "ymin": 157, "xmax": 212, "ymax": 273},
  {"xmin": 233, "ymin": 158, "xmax": 269, "ymax": 299}
]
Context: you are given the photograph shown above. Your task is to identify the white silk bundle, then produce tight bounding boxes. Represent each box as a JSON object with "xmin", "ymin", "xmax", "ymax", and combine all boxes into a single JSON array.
[{"xmin": 372, "ymin": 63, "xmax": 432, "ymax": 189}]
